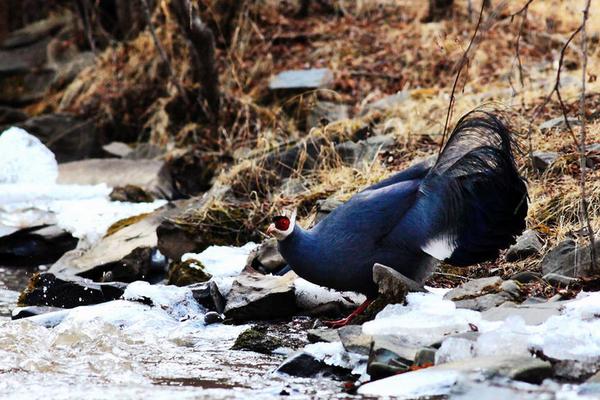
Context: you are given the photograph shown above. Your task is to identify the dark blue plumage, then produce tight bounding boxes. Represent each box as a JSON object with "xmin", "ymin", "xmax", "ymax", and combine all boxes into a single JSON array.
[{"xmin": 274, "ymin": 110, "xmax": 528, "ymax": 297}]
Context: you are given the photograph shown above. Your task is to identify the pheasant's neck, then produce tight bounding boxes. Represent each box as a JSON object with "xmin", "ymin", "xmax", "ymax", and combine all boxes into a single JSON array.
[{"xmin": 278, "ymin": 225, "xmax": 324, "ymax": 283}]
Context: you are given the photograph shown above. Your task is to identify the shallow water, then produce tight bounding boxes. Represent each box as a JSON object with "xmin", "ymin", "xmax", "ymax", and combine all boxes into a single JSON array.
[{"xmin": 0, "ymin": 277, "xmax": 355, "ymax": 400}]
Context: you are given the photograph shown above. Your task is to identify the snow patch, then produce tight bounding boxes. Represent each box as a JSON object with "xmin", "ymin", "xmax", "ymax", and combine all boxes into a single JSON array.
[
  {"xmin": 182, "ymin": 242, "xmax": 258, "ymax": 277},
  {"xmin": 0, "ymin": 127, "xmax": 166, "ymax": 244},
  {"xmin": 303, "ymin": 341, "xmax": 365, "ymax": 370},
  {"xmin": 293, "ymin": 278, "xmax": 365, "ymax": 310},
  {"xmin": 358, "ymin": 368, "xmax": 461, "ymax": 398}
]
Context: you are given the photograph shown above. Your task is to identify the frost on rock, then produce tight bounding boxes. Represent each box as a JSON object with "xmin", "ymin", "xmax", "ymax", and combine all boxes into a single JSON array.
[
  {"xmin": 0, "ymin": 127, "xmax": 58, "ymax": 184},
  {"xmin": 363, "ymin": 289, "xmax": 600, "ymax": 378},
  {"xmin": 293, "ymin": 278, "xmax": 365, "ymax": 310},
  {"xmin": 362, "ymin": 292, "xmax": 482, "ymax": 347},
  {"xmin": 182, "ymin": 243, "xmax": 257, "ymax": 277},
  {"xmin": 182, "ymin": 243, "xmax": 258, "ymax": 296},
  {"xmin": 303, "ymin": 341, "xmax": 365, "ymax": 370},
  {"xmin": 358, "ymin": 368, "xmax": 461, "ymax": 398},
  {"xmin": 0, "ymin": 127, "xmax": 166, "ymax": 243}
]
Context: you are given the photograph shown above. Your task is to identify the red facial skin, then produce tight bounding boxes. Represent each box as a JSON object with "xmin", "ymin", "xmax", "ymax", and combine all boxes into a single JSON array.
[{"xmin": 273, "ymin": 216, "xmax": 290, "ymax": 231}]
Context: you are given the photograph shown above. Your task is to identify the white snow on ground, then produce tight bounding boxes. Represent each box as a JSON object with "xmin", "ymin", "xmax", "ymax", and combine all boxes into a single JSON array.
[
  {"xmin": 358, "ymin": 290, "xmax": 600, "ymax": 397},
  {"xmin": 0, "ymin": 127, "xmax": 166, "ymax": 244},
  {"xmin": 303, "ymin": 341, "xmax": 365, "ymax": 370},
  {"xmin": 293, "ymin": 278, "xmax": 366, "ymax": 309},
  {"xmin": 182, "ymin": 242, "xmax": 258, "ymax": 277}
]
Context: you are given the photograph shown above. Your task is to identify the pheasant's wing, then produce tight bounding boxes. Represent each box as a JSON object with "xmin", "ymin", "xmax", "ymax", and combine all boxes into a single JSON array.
[
  {"xmin": 361, "ymin": 158, "xmax": 433, "ymax": 192},
  {"xmin": 385, "ymin": 110, "xmax": 528, "ymax": 265}
]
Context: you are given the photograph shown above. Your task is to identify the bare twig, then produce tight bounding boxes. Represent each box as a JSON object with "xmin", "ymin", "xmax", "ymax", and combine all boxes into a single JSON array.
[
  {"xmin": 439, "ymin": 0, "xmax": 486, "ymax": 154},
  {"xmin": 578, "ymin": 0, "xmax": 597, "ymax": 272},
  {"xmin": 76, "ymin": 0, "xmax": 97, "ymax": 54},
  {"xmin": 140, "ymin": 0, "xmax": 190, "ymax": 106}
]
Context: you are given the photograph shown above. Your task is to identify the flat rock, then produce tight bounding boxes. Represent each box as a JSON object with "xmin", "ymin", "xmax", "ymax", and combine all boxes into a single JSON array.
[
  {"xmin": 539, "ymin": 116, "xmax": 581, "ymax": 132},
  {"xmin": 532, "ymin": 151, "xmax": 559, "ymax": 172},
  {"xmin": 541, "ymin": 238, "xmax": 600, "ymax": 277},
  {"xmin": 444, "ymin": 276, "xmax": 503, "ymax": 301},
  {"xmin": 58, "ymin": 158, "xmax": 174, "ymax": 200},
  {"xmin": 510, "ymin": 271, "xmax": 541, "ymax": 283},
  {"xmin": 506, "ymin": 230, "xmax": 543, "ymax": 261},
  {"xmin": 306, "ymin": 101, "xmax": 349, "ymax": 128},
  {"xmin": 335, "ymin": 134, "xmax": 395, "ymax": 166},
  {"xmin": 224, "ymin": 273, "xmax": 297, "ymax": 321},
  {"xmin": 102, "ymin": 141, "xmax": 133, "ymax": 158},
  {"xmin": 367, "ymin": 336, "xmax": 418, "ymax": 380},
  {"xmin": 246, "ymin": 238, "xmax": 286, "ymax": 273},
  {"xmin": 361, "ymin": 91, "xmax": 410, "ymax": 114},
  {"xmin": 50, "ymin": 205, "xmax": 174, "ymax": 280},
  {"xmin": 307, "ymin": 328, "xmax": 339, "ymax": 343},
  {"xmin": 437, "ymin": 355, "xmax": 552, "ymax": 384},
  {"xmin": 373, "ymin": 263, "xmax": 426, "ymax": 303},
  {"xmin": 481, "ymin": 301, "xmax": 564, "ymax": 325},
  {"xmin": 18, "ymin": 272, "xmax": 127, "ymax": 308},
  {"xmin": 314, "ymin": 197, "xmax": 344, "ymax": 224},
  {"xmin": 454, "ymin": 292, "xmax": 514, "ymax": 312},
  {"xmin": 542, "ymin": 273, "xmax": 580, "ymax": 286},
  {"xmin": 191, "ymin": 281, "xmax": 225, "ymax": 313},
  {"xmin": 338, "ymin": 325, "xmax": 372, "ymax": 355},
  {"xmin": 277, "ymin": 352, "xmax": 332, "ymax": 377},
  {"xmin": 11, "ymin": 305, "xmax": 65, "ymax": 320},
  {"xmin": 269, "ymin": 68, "xmax": 333, "ymax": 92},
  {"xmin": 0, "ymin": 225, "xmax": 77, "ymax": 266}
]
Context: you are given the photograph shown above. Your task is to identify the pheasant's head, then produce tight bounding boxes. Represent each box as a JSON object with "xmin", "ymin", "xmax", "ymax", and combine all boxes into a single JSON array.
[{"xmin": 267, "ymin": 209, "xmax": 296, "ymax": 241}]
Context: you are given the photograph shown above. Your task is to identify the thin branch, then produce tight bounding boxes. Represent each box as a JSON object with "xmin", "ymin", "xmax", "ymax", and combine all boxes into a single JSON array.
[
  {"xmin": 578, "ymin": 0, "xmax": 597, "ymax": 272},
  {"xmin": 439, "ymin": 0, "xmax": 486, "ymax": 155},
  {"xmin": 509, "ymin": 0, "xmax": 535, "ymax": 18},
  {"xmin": 140, "ymin": 0, "xmax": 190, "ymax": 106}
]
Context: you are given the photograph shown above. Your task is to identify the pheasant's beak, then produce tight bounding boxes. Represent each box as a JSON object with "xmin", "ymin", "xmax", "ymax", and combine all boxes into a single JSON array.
[{"xmin": 267, "ymin": 223, "xmax": 276, "ymax": 236}]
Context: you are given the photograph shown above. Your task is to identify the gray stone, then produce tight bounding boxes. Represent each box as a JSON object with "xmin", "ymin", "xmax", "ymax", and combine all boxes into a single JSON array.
[
  {"xmin": 203, "ymin": 311, "xmax": 223, "ymax": 325},
  {"xmin": 444, "ymin": 276, "xmax": 503, "ymax": 301},
  {"xmin": 414, "ymin": 347, "xmax": 437, "ymax": 367},
  {"xmin": 58, "ymin": 158, "xmax": 174, "ymax": 200},
  {"xmin": 541, "ymin": 238, "xmax": 600, "ymax": 277},
  {"xmin": 539, "ymin": 116, "xmax": 581, "ymax": 132},
  {"xmin": 314, "ymin": 197, "xmax": 344, "ymax": 224},
  {"xmin": 543, "ymin": 273, "xmax": 580, "ymax": 286},
  {"xmin": 269, "ymin": 68, "xmax": 333, "ymax": 92},
  {"xmin": 50, "ymin": 205, "xmax": 174, "ymax": 279},
  {"xmin": 373, "ymin": 263, "xmax": 426, "ymax": 303},
  {"xmin": 224, "ymin": 273, "xmax": 297, "ymax": 321},
  {"xmin": 231, "ymin": 326, "xmax": 283, "ymax": 354},
  {"xmin": 246, "ymin": 238, "xmax": 286, "ymax": 273},
  {"xmin": 18, "ymin": 272, "xmax": 127, "ymax": 309},
  {"xmin": 307, "ymin": 328, "xmax": 339, "ymax": 343},
  {"xmin": 367, "ymin": 336, "xmax": 417, "ymax": 379},
  {"xmin": 0, "ymin": 225, "xmax": 77, "ymax": 266},
  {"xmin": 587, "ymin": 370, "xmax": 600, "ymax": 383},
  {"xmin": 482, "ymin": 301, "xmax": 564, "ymax": 325},
  {"xmin": 11, "ymin": 305, "xmax": 65, "ymax": 320},
  {"xmin": 125, "ymin": 143, "xmax": 165, "ymax": 160},
  {"xmin": 454, "ymin": 292, "xmax": 514, "ymax": 312},
  {"xmin": 435, "ymin": 355, "xmax": 552, "ymax": 384},
  {"xmin": 277, "ymin": 351, "xmax": 349, "ymax": 378},
  {"xmin": 338, "ymin": 325, "xmax": 372, "ymax": 355},
  {"xmin": 510, "ymin": 271, "xmax": 541, "ymax": 283},
  {"xmin": 532, "ymin": 151, "xmax": 559, "ymax": 172},
  {"xmin": 191, "ymin": 281, "xmax": 226, "ymax": 314},
  {"xmin": 335, "ymin": 134, "xmax": 395, "ymax": 166},
  {"xmin": 102, "ymin": 141, "xmax": 133, "ymax": 158},
  {"xmin": 361, "ymin": 91, "xmax": 410, "ymax": 115},
  {"xmin": 306, "ymin": 101, "xmax": 349, "ymax": 128},
  {"xmin": 506, "ymin": 230, "xmax": 543, "ymax": 261},
  {"xmin": 500, "ymin": 280, "xmax": 522, "ymax": 298}
]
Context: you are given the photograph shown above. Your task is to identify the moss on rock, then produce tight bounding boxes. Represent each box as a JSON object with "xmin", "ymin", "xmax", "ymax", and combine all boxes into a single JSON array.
[{"xmin": 167, "ymin": 259, "xmax": 212, "ymax": 286}]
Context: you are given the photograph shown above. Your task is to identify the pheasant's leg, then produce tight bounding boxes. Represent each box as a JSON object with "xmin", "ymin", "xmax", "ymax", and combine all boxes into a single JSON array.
[{"xmin": 324, "ymin": 299, "xmax": 374, "ymax": 329}]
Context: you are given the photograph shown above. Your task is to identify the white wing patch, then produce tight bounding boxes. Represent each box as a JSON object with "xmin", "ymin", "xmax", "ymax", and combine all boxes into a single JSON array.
[{"xmin": 422, "ymin": 235, "xmax": 457, "ymax": 260}]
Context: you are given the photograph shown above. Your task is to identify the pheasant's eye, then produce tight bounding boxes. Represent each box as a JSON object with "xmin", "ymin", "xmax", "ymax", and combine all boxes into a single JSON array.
[{"xmin": 273, "ymin": 216, "xmax": 290, "ymax": 231}]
